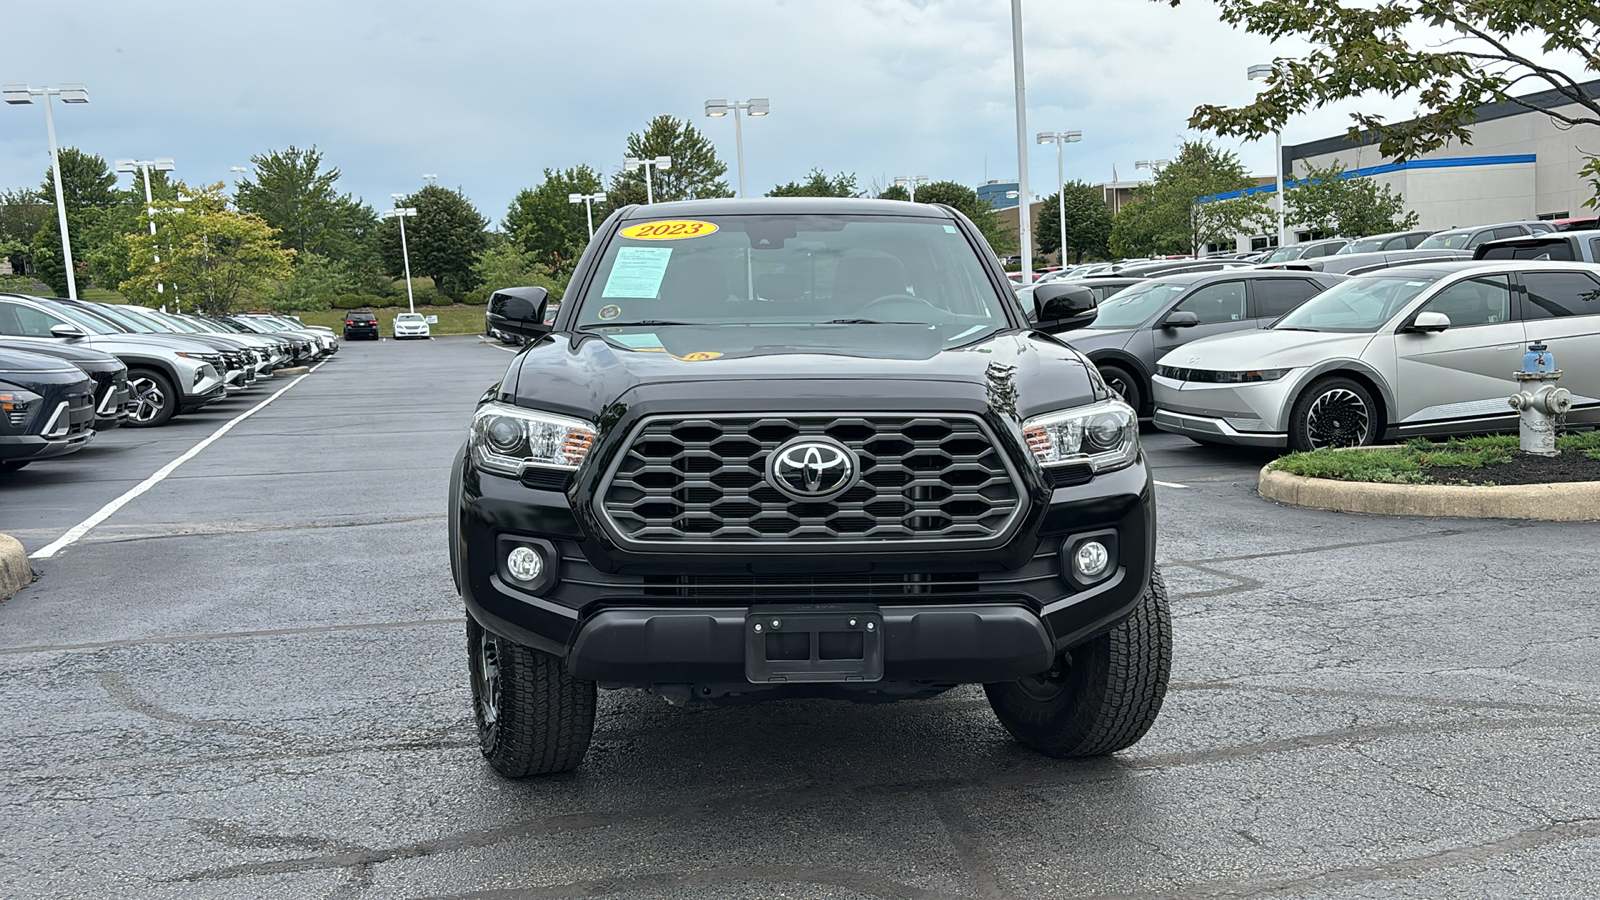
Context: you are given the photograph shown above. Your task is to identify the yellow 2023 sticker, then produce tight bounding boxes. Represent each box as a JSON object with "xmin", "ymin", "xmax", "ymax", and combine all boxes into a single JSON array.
[
  {"xmin": 619, "ymin": 220, "xmax": 719, "ymax": 241},
  {"xmin": 677, "ymin": 351, "xmax": 723, "ymax": 361}
]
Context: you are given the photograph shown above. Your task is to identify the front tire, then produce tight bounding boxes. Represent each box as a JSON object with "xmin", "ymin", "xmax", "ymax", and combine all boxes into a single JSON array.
[
  {"xmin": 1098, "ymin": 364, "xmax": 1144, "ymax": 415},
  {"xmin": 127, "ymin": 369, "xmax": 178, "ymax": 428},
  {"xmin": 1288, "ymin": 376, "xmax": 1378, "ymax": 452},
  {"xmin": 985, "ymin": 569, "xmax": 1171, "ymax": 757},
  {"xmin": 0, "ymin": 460, "xmax": 31, "ymax": 473},
  {"xmin": 468, "ymin": 619, "xmax": 596, "ymax": 777}
]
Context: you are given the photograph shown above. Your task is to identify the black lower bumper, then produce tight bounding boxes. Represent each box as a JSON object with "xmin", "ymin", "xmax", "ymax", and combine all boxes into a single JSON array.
[{"xmin": 0, "ymin": 430, "xmax": 92, "ymax": 463}]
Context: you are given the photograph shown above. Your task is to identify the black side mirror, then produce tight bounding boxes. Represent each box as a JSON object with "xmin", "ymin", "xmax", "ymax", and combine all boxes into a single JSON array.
[
  {"xmin": 1161, "ymin": 310, "xmax": 1199, "ymax": 329},
  {"xmin": 1032, "ymin": 284, "xmax": 1097, "ymax": 332},
  {"xmin": 487, "ymin": 287, "xmax": 552, "ymax": 339}
]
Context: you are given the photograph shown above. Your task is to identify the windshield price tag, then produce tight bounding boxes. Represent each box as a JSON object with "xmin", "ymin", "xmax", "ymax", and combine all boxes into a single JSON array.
[{"xmin": 619, "ymin": 220, "xmax": 719, "ymax": 241}]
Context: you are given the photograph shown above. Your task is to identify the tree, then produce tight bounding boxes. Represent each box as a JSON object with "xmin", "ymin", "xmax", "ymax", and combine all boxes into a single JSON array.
[
  {"xmin": 41, "ymin": 148, "xmax": 117, "ymax": 212},
  {"xmin": 1108, "ymin": 140, "xmax": 1271, "ymax": 256},
  {"xmin": 26, "ymin": 150, "xmax": 126, "ymax": 294},
  {"xmin": 877, "ymin": 181, "xmax": 1018, "ymax": 255},
  {"xmin": 472, "ymin": 238, "xmax": 566, "ymax": 305},
  {"xmin": 271, "ymin": 251, "xmax": 356, "ymax": 311},
  {"xmin": 0, "ymin": 188, "xmax": 52, "ymax": 275},
  {"xmin": 121, "ymin": 184, "xmax": 294, "ymax": 315},
  {"xmin": 378, "ymin": 185, "xmax": 488, "ymax": 300},
  {"xmin": 605, "ymin": 115, "xmax": 732, "ymax": 208},
  {"xmin": 503, "ymin": 165, "xmax": 604, "ymax": 275},
  {"xmin": 1285, "ymin": 160, "xmax": 1421, "ymax": 237},
  {"xmin": 1034, "ymin": 181, "xmax": 1114, "ymax": 263},
  {"xmin": 766, "ymin": 169, "xmax": 860, "ymax": 197},
  {"xmin": 235, "ymin": 146, "xmax": 377, "ymax": 262},
  {"xmin": 1171, "ymin": 0, "xmax": 1600, "ymax": 205}
]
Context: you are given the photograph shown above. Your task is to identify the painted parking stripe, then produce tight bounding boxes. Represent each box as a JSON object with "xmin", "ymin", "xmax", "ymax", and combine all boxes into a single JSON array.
[
  {"xmin": 29, "ymin": 362, "xmax": 327, "ymax": 560},
  {"xmin": 1154, "ymin": 480, "xmax": 1189, "ymax": 489}
]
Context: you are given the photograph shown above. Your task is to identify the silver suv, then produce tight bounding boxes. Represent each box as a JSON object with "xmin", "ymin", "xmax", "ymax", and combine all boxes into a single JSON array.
[{"xmin": 1151, "ymin": 261, "xmax": 1600, "ymax": 450}]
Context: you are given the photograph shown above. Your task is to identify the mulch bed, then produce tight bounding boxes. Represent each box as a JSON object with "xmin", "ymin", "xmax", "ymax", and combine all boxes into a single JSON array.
[{"xmin": 1426, "ymin": 450, "xmax": 1600, "ymax": 486}]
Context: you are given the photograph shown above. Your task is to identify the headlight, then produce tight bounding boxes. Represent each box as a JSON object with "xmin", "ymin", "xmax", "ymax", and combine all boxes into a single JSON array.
[
  {"xmin": 1022, "ymin": 399, "xmax": 1139, "ymax": 474},
  {"xmin": 1156, "ymin": 365, "xmax": 1292, "ymax": 384},
  {"xmin": 469, "ymin": 402, "xmax": 597, "ymax": 477}
]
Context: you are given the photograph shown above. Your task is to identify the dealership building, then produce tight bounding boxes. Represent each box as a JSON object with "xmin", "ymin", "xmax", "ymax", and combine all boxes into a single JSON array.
[{"xmin": 1207, "ymin": 78, "xmax": 1600, "ymax": 252}]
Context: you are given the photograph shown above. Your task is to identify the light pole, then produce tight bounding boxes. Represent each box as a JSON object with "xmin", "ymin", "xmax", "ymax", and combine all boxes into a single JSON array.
[
  {"xmin": 1247, "ymin": 64, "xmax": 1286, "ymax": 248},
  {"xmin": 1008, "ymin": 0, "xmax": 1033, "ymax": 281},
  {"xmin": 1036, "ymin": 131, "xmax": 1082, "ymax": 263},
  {"xmin": 1135, "ymin": 158, "xmax": 1169, "ymax": 177},
  {"xmin": 116, "ymin": 157, "xmax": 176, "ymax": 301},
  {"xmin": 624, "ymin": 156, "xmax": 672, "ymax": 204},
  {"xmin": 704, "ymin": 98, "xmax": 769, "ymax": 197},
  {"xmin": 422, "ymin": 173, "xmax": 438, "ymax": 185},
  {"xmin": 3, "ymin": 83, "xmax": 90, "ymax": 300},
  {"xmin": 568, "ymin": 192, "xmax": 606, "ymax": 238},
  {"xmin": 385, "ymin": 196, "xmax": 418, "ymax": 315},
  {"xmin": 893, "ymin": 175, "xmax": 929, "ymax": 202}
]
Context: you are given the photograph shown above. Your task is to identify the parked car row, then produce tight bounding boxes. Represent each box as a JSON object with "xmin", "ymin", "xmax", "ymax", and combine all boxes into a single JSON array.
[
  {"xmin": 0, "ymin": 294, "xmax": 339, "ymax": 472},
  {"xmin": 342, "ymin": 309, "xmax": 434, "ymax": 341}
]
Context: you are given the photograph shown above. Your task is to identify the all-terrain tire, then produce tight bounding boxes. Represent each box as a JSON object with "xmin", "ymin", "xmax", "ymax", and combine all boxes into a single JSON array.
[
  {"xmin": 468, "ymin": 619, "xmax": 596, "ymax": 777},
  {"xmin": 985, "ymin": 568, "xmax": 1171, "ymax": 757}
]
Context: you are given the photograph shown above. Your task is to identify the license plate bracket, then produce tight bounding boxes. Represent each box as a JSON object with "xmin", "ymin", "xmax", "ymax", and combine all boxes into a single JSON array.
[{"xmin": 744, "ymin": 604, "xmax": 883, "ymax": 684}]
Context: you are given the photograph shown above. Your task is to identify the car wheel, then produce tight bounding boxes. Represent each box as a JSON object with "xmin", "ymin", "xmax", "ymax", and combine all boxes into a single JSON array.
[
  {"xmin": 985, "ymin": 568, "xmax": 1171, "ymax": 757},
  {"xmin": 1288, "ymin": 377, "xmax": 1378, "ymax": 452},
  {"xmin": 127, "ymin": 369, "xmax": 178, "ymax": 428},
  {"xmin": 0, "ymin": 460, "xmax": 30, "ymax": 473},
  {"xmin": 1098, "ymin": 364, "xmax": 1143, "ymax": 415},
  {"xmin": 468, "ymin": 619, "xmax": 596, "ymax": 777}
]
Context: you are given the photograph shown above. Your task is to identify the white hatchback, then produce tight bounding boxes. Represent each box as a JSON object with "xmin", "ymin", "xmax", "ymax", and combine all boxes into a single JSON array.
[{"xmin": 393, "ymin": 313, "xmax": 431, "ymax": 340}]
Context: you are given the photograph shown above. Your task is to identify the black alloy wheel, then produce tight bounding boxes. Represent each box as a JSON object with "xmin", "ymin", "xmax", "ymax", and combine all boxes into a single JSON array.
[{"xmin": 1289, "ymin": 377, "xmax": 1378, "ymax": 451}]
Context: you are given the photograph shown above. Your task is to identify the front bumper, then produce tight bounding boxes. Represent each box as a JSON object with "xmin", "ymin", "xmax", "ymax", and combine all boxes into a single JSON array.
[
  {"xmin": 453, "ymin": 448, "xmax": 1156, "ymax": 689},
  {"xmin": 1151, "ymin": 374, "xmax": 1295, "ymax": 447}
]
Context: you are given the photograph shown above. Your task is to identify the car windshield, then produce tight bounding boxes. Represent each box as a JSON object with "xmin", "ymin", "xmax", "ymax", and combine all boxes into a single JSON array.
[
  {"xmin": 1415, "ymin": 232, "xmax": 1469, "ymax": 250},
  {"xmin": 47, "ymin": 303, "xmax": 125, "ymax": 335},
  {"xmin": 1336, "ymin": 237, "xmax": 1389, "ymax": 255},
  {"xmin": 397, "ymin": 314, "xmax": 424, "ymax": 322},
  {"xmin": 1085, "ymin": 282, "xmax": 1188, "ymax": 329},
  {"xmin": 1260, "ymin": 246, "xmax": 1306, "ymax": 264},
  {"xmin": 575, "ymin": 214, "xmax": 1010, "ymax": 342},
  {"xmin": 1272, "ymin": 274, "xmax": 1438, "ymax": 332}
]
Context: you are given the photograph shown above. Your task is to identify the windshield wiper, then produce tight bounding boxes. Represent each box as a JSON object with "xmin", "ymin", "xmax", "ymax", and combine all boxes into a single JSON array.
[
  {"xmin": 824, "ymin": 318, "xmax": 928, "ymax": 325},
  {"xmin": 580, "ymin": 320, "xmax": 694, "ymax": 329},
  {"xmin": 1274, "ymin": 326, "xmax": 1322, "ymax": 332}
]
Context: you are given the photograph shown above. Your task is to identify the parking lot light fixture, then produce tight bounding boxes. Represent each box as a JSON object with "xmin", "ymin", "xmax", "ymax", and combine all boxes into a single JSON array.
[
  {"xmin": 4, "ymin": 83, "xmax": 90, "ymax": 299},
  {"xmin": 704, "ymin": 98, "xmax": 769, "ymax": 198},
  {"xmin": 1036, "ymin": 131, "xmax": 1082, "ymax": 264},
  {"xmin": 568, "ymin": 191, "xmax": 606, "ymax": 238},
  {"xmin": 1135, "ymin": 159, "xmax": 1169, "ymax": 177},
  {"xmin": 624, "ymin": 156, "xmax": 672, "ymax": 204},
  {"xmin": 1248, "ymin": 63, "xmax": 1287, "ymax": 248},
  {"xmin": 383, "ymin": 199, "xmax": 419, "ymax": 314},
  {"xmin": 116, "ymin": 157, "xmax": 177, "ymax": 298},
  {"xmin": 893, "ymin": 175, "xmax": 929, "ymax": 202},
  {"xmin": 423, "ymin": 173, "xmax": 438, "ymax": 185}
]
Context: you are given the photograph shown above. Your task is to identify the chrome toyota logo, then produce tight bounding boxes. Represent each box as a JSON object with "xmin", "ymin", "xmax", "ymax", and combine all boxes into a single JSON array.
[{"xmin": 767, "ymin": 438, "xmax": 857, "ymax": 501}]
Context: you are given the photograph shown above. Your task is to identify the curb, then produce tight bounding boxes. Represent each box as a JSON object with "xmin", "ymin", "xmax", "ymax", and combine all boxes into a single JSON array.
[
  {"xmin": 1258, "ymin": 465, "xmax": 1600, "ymax": 521},
  {"xmin": 274, "ymin": 366, "xmax": 312, "ymax": 377},
  {"xmin": 0, "ymin": 533, "xmax": 32, "ymax": 600}
]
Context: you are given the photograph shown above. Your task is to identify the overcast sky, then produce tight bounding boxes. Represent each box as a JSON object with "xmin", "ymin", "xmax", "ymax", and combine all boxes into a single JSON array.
[{"xmin": 1, "ymin": 0, "xmax": 1452, "ymax": 224}]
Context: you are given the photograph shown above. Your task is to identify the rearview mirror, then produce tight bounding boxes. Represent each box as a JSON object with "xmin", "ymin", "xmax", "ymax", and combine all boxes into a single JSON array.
[
  {"xmin": 1407, "ymin": 311, "xmax": 1451, "ymax": 333},
  {"xmin": 1032, "ymin": 284, "xmax": 1097, "ymax": 333},
  {"xmin": 1160, "ymin": 311, "xmax": 1199, "ymax": 329},
  {"xmin": 486, "ymin": 287, "xmax": 553, "ymax": 339},
  {"xmin": 50, "ymin": 323, "xmax": 86, "ymax": 339}
]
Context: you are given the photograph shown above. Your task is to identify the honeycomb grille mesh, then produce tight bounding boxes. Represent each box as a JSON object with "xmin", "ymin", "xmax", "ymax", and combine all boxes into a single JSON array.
[{"xmin": 600, "ymin": 415, "xmax": 1021, "ymax": 544}]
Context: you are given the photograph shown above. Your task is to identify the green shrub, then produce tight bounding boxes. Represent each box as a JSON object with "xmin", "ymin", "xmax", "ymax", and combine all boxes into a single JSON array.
[
  {"xmin": 1272, "ymin": 448, "xmax": 1425, "ymax": 483},
  {"xmin": 428, "ymin": 294, "xmax": 454, "ymax": 306},
  {"xmin": 332, "ymin": 293, "xmax": 387, "ymax": 310}
]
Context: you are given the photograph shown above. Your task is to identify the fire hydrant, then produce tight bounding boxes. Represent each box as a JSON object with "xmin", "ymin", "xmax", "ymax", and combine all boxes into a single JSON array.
[{"xmin": 1507, "ymin": 343, "xmax": 1570, "ymax": 456}]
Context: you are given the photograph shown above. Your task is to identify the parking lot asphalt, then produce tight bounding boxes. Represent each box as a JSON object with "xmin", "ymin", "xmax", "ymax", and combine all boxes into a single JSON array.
[{"xmin": 1, "ymin": 335, "xmax": 1597, "ymax": 899}]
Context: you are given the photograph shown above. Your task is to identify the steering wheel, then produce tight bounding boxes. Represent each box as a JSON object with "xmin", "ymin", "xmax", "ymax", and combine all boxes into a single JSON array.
[{"xmin": 859, "ymin": 293, "xmax": 938, "ymax": 314}]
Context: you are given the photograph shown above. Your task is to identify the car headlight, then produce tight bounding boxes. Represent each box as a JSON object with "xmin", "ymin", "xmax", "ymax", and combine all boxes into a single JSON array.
[
  {"xmin": 469, "ymin": 402, "xmax": 597, "ymax": 477},
  {"xmin": 1155, "ymin": 365, "xmax": 1292, "ymax": 384},
  {"xmin": 1022, "ymin": 399, "xmax": 1139, "ymax": 474}
]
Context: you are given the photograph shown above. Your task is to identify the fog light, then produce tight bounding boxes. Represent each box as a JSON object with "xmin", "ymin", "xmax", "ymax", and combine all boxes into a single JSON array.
[
  {"xmin": 1073, "ymin": 541, "xmax": 1110, "ymax": 578},
  {"xmin": 506, "ymin": 546, "xmax": 544, "ymax": 583}
]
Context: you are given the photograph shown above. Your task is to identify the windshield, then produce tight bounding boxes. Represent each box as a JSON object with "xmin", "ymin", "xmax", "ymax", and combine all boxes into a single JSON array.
[
  {"xmin": 49, "ymin": 304, "xmax": 125, "ymax": 335},
  {"xmin": 575, "ymin": 214, "xmax": 1011, "ymax": 341},
  {"xmin": 397, "ymin": 314, "xmax": 424, "ymax": 322},
  {"xmin": 1260, "ymin": 246, "xmax": 1305, "ymax": 264},
  {"xmin": 1415, "ymin": 232, "xmax": 1469, "ymax": 250},
  {"xmin": 103, "ymin": 305, "xmax": 178, "ymax": 333},
  {"xmin": 1086, "ymin": 282, "xmax": 1188, "ymax": 328},
  {"xmin": 1272, "ymin": 275, "xmax": 1438, "ymax": 332},
  {"xmin": 1337, "ymin": 237, "xmax": 1389, "ymax": 255}
]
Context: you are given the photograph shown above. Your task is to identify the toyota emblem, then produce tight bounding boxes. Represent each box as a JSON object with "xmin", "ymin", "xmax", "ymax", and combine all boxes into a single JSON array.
[{"xmin": 767, "ymin": 438, "xmax": 858, "ymax": 501}]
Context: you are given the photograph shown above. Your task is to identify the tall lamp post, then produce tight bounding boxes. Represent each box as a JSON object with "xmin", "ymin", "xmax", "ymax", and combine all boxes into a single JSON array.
[
  {"xmin": 384, "ymin": 197, "xmax": 418, "ymax": 315},
  {"xmin": 1008, "ymin": 0, "xmax": 1033, "ymax": 281},
  {"xmin": 116, "ymin": 157, "xmax": 176, "ymax": 301},
  {"xmin": 3, "ymin": 83, "xmax": 90, "ymax": 300},
  {"xmin": 1035, "ymin": 131, "xmax": 1082, "ymax": 263},
  {"xmin": 422, "ymin": 173, "xmax": 438, "ymax": 185},
  {"xmin": 893, "ymin": 175, "xmax": 929, "ymax": 201},
  {"xmin": 1247, "ymin": 63, "xmax": 1286, "ymax": 248},
  {"xmin": 624, "ymin": 156, "xmax": 672, "ymax": 204},
  {"xmin": 1135, "ymin": 158, "xmax": 1170, "ymax": 177},
  {"xmin": 228, "ymin": 165, "xmax": 248, "ymax": 209},
  {"xmin": 568, "ymin": 191, "xmax": 606, "ymax": 238},
  {"xmin": 704, "ymin": 98, "xmax": 769, "ymax": 197}
]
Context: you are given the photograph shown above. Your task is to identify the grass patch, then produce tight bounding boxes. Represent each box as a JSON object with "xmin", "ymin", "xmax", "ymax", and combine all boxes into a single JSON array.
[
  {"xmin": 290, "ymin": 305, "xmax": 488, "ymax": 336},
  {"xmin": 80, "ymin": 288, "xmax": 128, "ymax": 304},
  {"xmin": 1273, "ymin": 432, "xmax": 1600, "ymax": 484}
]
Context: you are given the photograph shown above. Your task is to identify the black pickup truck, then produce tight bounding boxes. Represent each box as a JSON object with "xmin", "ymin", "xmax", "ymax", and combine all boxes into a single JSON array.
[{"xmin": 450, "ymin": 198, "xmax": 1169, "ymax": 777}]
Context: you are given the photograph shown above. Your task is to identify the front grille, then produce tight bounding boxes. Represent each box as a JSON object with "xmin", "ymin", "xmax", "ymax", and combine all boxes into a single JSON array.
[{"xmin": 599, "ymin": 414, "xmax": 1023, "ymax": 546}]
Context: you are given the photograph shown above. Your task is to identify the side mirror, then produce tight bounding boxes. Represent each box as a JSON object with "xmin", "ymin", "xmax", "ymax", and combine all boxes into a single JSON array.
[
  {"xmin": 1160, "ymin": 310, "xmax": 1199, "ymax": 329},
  {"xmin": 487, "ymin": 287, "xmax": 552, "ymax": 339},
  {"xmin": 1407, "ymin": 311, "xmax": 1451, "ymax": 333},
  {"xmin": 50, "ymin": 323, "xmax": 86, "ymax": 339},
  {"xmin": 1032, "ymin": 284, "xmax": 1097, "ymax": 332}
]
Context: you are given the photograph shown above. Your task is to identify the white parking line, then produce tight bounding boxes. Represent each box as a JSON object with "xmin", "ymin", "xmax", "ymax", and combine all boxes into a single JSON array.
[
  {"xmin": 29, "ymin": 363, "xmax": 327, "ymax": 561},
  {"xmin": 487, "ymin": 344, "xmax": 518, "ymax": 353},
  {"xmin": 1154, "ymin": 480, "xmax": 1189, "ymax": 489}
]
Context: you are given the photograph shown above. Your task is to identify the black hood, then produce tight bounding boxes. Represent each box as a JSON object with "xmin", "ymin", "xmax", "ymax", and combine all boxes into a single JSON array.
[
  {"xmin": 0, "ymin": 347, "xmax": 84, "ymax": 377},
  {"xmin": 0, "ymin": 338, "xmax": 125, "ymax": 377}
]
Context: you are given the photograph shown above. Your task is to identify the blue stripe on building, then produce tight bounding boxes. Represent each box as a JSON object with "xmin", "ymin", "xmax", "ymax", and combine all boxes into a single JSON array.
[{"xmin": 1194, "ymin": 154, "xmax": 1538, "ymax": 204}]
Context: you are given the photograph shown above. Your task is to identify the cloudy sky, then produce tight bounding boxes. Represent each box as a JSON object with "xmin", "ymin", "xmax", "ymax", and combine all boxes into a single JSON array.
[{"xmin": 3, "ymin": 0, "xmax": 1440, "ymax": 223}]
